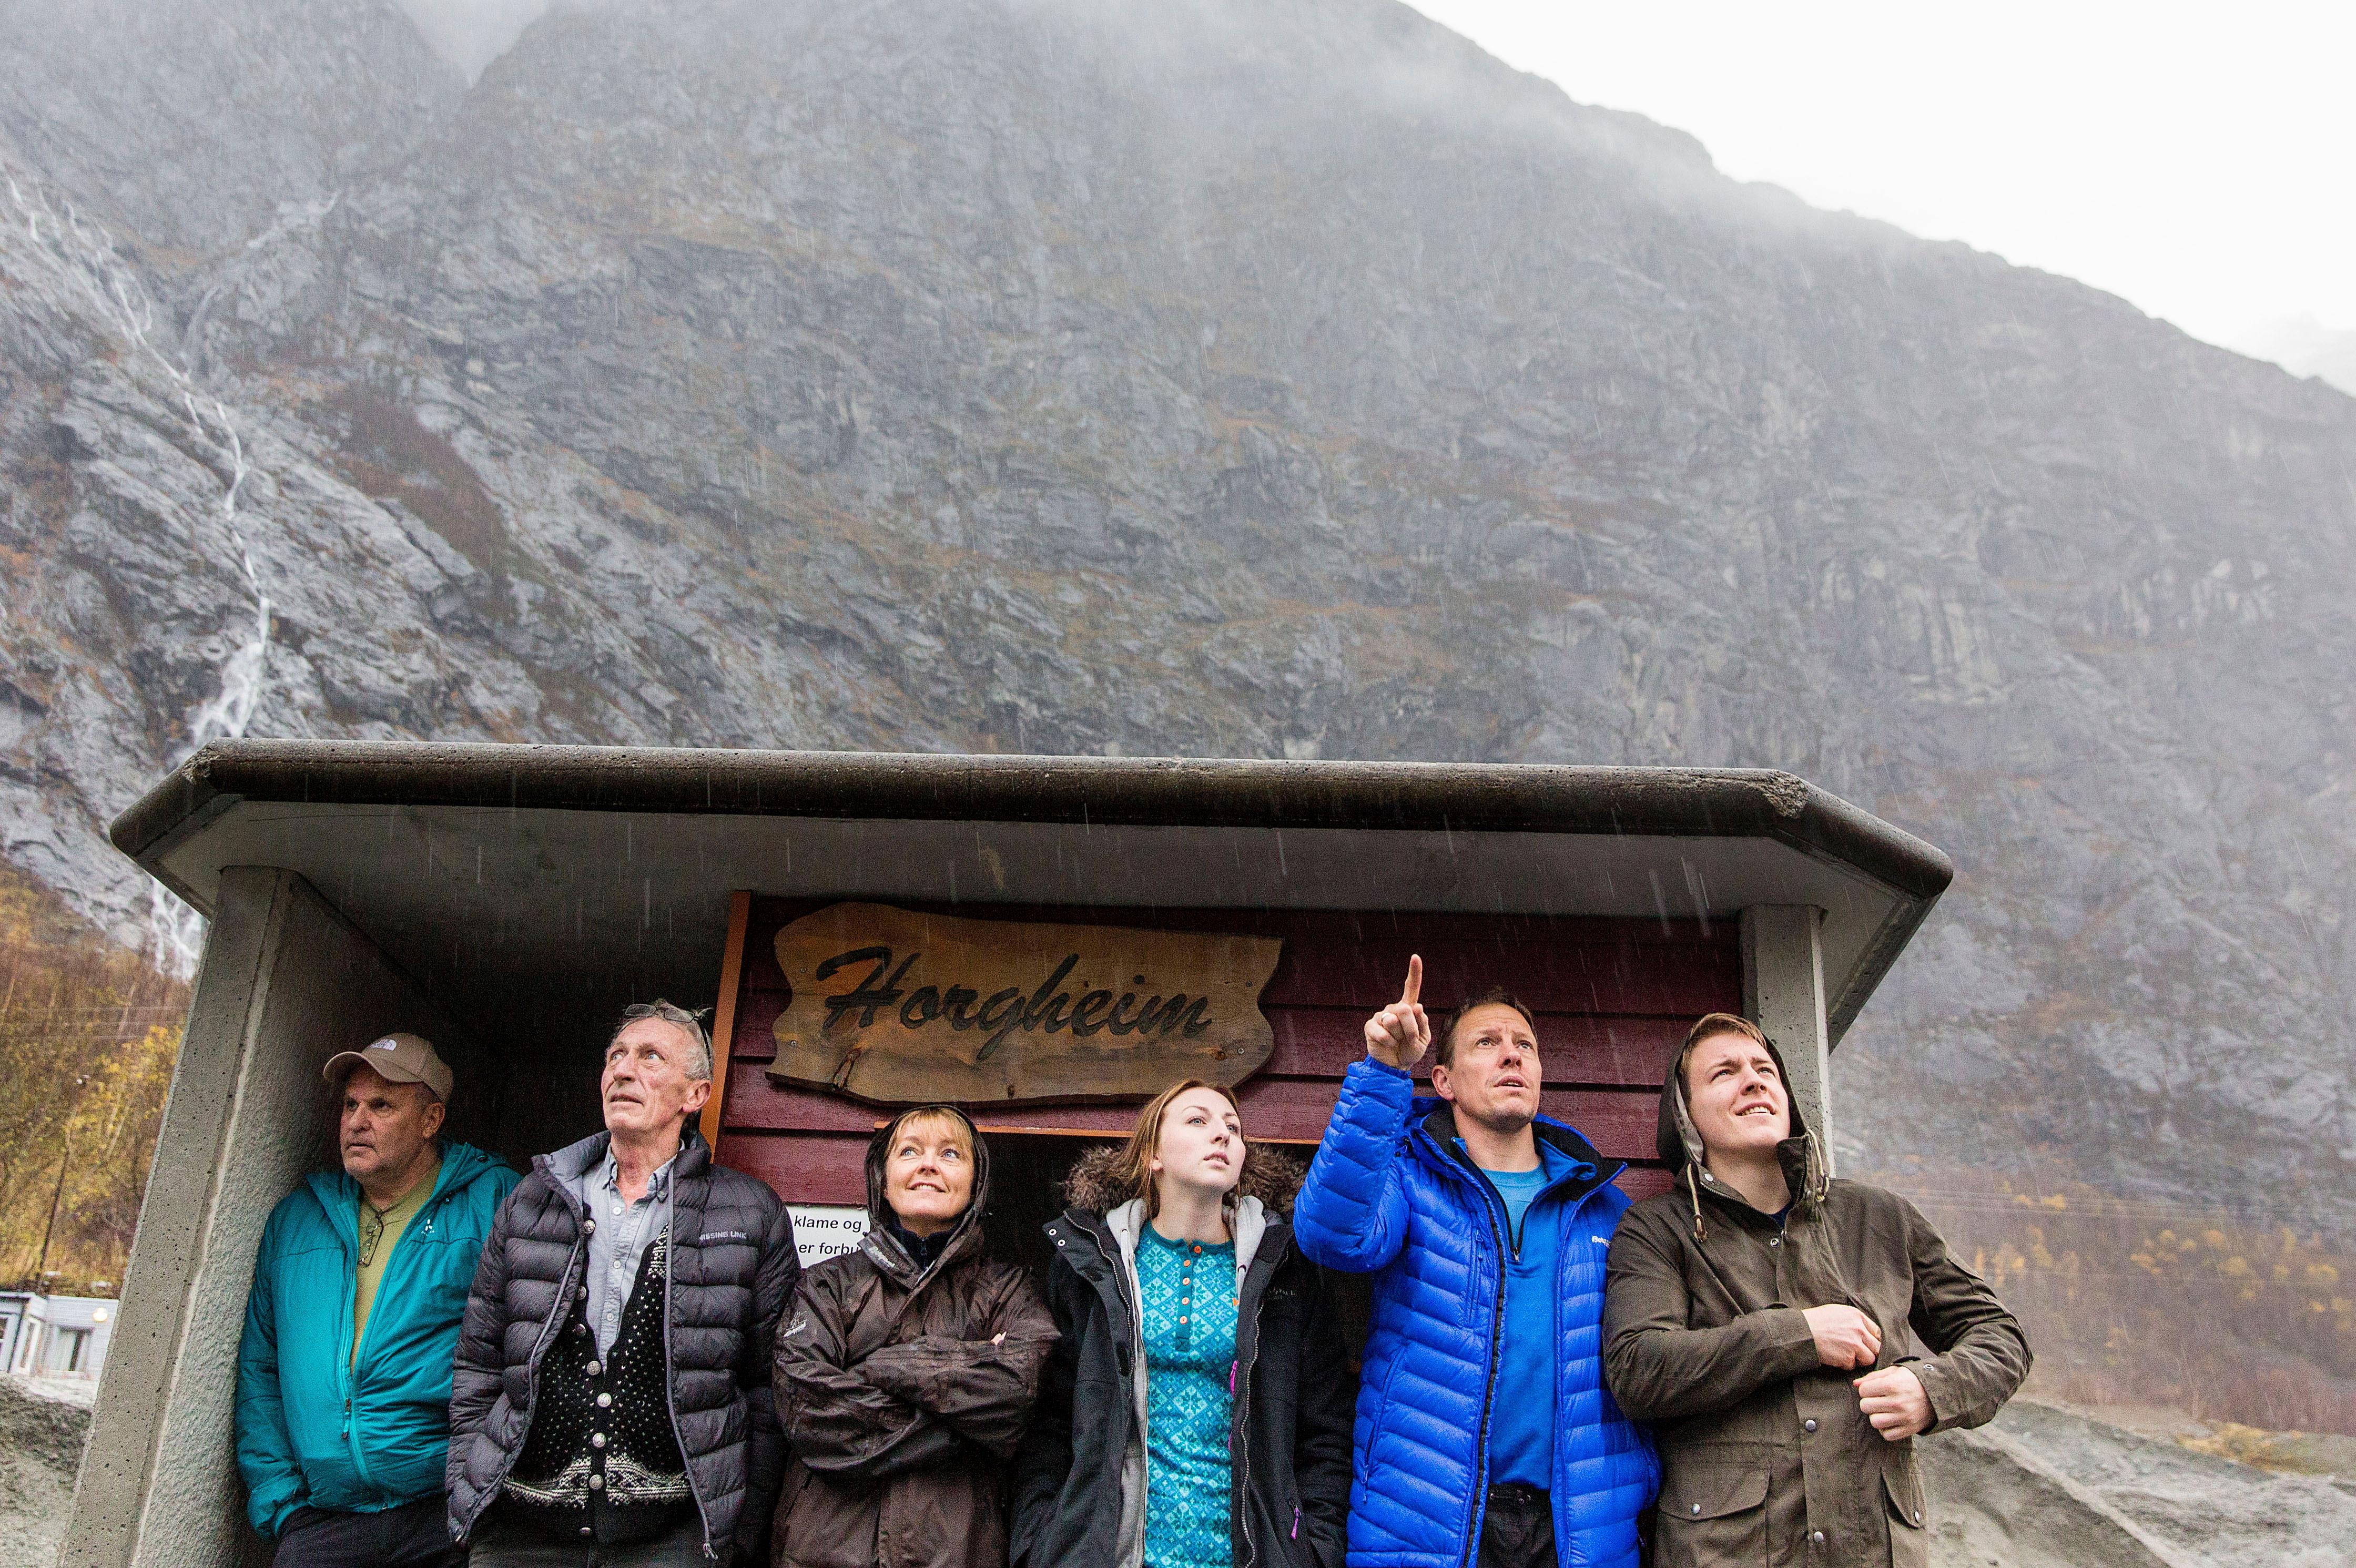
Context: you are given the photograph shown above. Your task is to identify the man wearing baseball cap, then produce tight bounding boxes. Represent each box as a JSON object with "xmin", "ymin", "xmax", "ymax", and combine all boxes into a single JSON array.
[{"xmin": 235, "ymin": 1032, "xmax": 519, "ymax": 1567}]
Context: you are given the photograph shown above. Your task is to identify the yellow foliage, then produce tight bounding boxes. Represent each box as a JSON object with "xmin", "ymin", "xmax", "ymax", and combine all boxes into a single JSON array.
[
  {"xmin": 2177, "ymin": 1422, "xmax": 2317, "ymax": 1472},
  {"xmin": 1882, "ymin": 1163, "xmax": 2356, "ymax": 1434},
  {"xmin": 0, "ymin": 860, "xmax": 188, "ymax": 1295}
]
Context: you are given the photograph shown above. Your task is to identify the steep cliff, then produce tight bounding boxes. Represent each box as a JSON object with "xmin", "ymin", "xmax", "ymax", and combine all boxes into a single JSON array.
[{"xmin": 2, "ymin": 0, "xmax": 2352, "ymax": 1229}]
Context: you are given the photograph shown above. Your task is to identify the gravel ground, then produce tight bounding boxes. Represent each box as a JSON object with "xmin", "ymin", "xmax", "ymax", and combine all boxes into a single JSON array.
[
  {"xmin": 1924, "ymin": 1398, "xmax": 2356, "ymax": 1567},
  {"xmin": 0, "ymin": 1377, "xmax": 90, "ymax": 1568},
  {"xmin": 5, "ymin": 1378, "xmax": 2351, "ymax": 1566}
]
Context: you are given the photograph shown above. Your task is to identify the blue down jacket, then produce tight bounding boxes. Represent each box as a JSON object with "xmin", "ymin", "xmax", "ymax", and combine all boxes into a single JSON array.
[{"xmin": 1293, "ymin": 1060, "xmax": 1657, "ymax": 1568}]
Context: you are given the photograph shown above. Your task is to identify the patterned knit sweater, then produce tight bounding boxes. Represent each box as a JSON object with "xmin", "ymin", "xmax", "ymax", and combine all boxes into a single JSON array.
[
  {"xmin": 503, "ymin": 1229, "xmax": 694, "ymax": 1544},
  {"xmin": 1138, "ymin": 1225, "xmax": 1238, "ymax": 1568}
]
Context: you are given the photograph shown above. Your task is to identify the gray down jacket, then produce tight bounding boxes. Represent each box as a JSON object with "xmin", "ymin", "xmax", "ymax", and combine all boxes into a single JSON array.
[{"xmin": 447, "ymin": 1127, "xmax": 799, "ymax": 1563}]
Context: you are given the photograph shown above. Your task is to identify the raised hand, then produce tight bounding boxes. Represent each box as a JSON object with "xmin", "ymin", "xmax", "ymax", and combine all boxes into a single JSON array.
[
  {"xmin": 1364, "ymin": 954, "xmax": 1432, "ymax": 1069},
  {"xmin": 1801, "ymin": 1304, "xmax": 1882, "ymax": 1370},
  {"xmin": 1854, "ymin": 1365, "xmax": 1932, "ymax": 1441}
]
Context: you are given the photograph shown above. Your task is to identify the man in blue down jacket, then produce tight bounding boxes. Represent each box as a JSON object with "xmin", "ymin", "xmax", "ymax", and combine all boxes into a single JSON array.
[{"xmin": 1293, "ymin": 957, "xmax": 1657, "ymax": 1568}]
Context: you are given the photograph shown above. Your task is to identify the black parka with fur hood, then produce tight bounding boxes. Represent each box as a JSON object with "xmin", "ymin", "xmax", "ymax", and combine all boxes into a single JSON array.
[{"xmin": 1010, "ymin": 1145, "xmax": 1355, "ymax": 1568}]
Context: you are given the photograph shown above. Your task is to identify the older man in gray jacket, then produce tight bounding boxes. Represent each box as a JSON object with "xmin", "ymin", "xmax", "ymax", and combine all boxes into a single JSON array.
[{"xmin": 448, "ymin": 1001, "xmax": 797, "ymax": 1566}]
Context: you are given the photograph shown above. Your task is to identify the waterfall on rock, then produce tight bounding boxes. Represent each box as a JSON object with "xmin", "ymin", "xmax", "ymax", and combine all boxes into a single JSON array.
[{"xmin": 4, "ymin": 167, "xmax": 276, "ymax": 979}]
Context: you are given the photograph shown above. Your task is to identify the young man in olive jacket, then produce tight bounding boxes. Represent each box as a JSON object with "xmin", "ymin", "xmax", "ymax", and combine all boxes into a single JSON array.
[
  {"xmin": 448, "ymin": 1002, "xmax": 798, "ymax": 1566},
  {"xmin": 1603, "ymin": 1014, "xmax": 2030, "ymax": 1568}
]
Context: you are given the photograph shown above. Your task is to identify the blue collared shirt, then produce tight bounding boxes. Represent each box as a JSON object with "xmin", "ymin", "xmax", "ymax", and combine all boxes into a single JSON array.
[{"xmin": 570, "ymin": 1146, "xmax": 675, "ymax": 1356}]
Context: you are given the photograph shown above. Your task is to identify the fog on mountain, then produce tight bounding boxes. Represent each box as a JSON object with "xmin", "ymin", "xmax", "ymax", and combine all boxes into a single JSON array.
[
  {"xmin": 398, "ymin": 0, "xmax": 556, "ymax": 84},
  {"xmin": 2, "ymin": 0, "xmax": 2355, "ymax": 1543}
]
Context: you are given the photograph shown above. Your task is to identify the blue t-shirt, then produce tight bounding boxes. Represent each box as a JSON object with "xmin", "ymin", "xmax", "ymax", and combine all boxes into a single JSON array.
[{"xmin": 1471, "ymin": 1144, "xmax": 1578, "ymax": 1488}]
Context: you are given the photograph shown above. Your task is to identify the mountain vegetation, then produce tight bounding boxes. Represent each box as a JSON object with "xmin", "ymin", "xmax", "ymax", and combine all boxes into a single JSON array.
[{"xmin": 0, "ymin": 861, "xmax": 181, "ymax": 1295}]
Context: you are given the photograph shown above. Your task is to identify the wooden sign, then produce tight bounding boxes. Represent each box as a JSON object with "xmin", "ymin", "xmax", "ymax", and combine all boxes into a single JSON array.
[{"xmin": 765, "ymin": 902, "xmax": 1284, "ymax": 1105}]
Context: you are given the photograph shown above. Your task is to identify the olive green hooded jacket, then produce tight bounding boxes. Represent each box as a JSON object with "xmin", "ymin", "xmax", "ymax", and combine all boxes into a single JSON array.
[{"xmin": 1602, "ymin": 1037, "xmax": 2029, "ymax": 1568}]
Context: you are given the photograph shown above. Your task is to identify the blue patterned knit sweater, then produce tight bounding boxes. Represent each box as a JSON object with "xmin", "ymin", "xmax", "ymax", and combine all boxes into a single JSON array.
[{"xmin": 1137, "ymin": 1224, "xmax": 1238, "ymax": 1568}]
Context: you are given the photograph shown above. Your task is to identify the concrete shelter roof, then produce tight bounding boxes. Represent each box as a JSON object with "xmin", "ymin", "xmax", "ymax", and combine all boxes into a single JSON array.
[{"xmin": 113, "ymin": 741, "xmax": 1952, "ymax": 1045}]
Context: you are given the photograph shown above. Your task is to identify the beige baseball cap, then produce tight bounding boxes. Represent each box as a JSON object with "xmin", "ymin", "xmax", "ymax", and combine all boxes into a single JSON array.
[{"xmin": 323, "ymin": 1032, "xmax": 453, "ymax": 1104}]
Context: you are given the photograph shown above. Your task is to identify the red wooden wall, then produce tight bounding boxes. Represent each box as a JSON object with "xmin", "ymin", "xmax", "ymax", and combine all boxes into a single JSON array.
[{"xmin": 712, "ymin": 897, "xmax": 1735, "ymax": 1206}]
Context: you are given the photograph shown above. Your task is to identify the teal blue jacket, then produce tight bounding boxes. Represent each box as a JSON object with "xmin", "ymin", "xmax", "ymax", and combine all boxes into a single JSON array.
[{"xmin": 235, "ymin": 1142, "xmax": 519, "ymax": 1538}]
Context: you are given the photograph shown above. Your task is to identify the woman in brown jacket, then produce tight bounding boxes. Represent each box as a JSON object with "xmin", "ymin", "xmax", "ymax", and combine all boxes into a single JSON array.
[
  {"xmin": 1603, "ymin": 1014, "xmax": 2030, "ymax": 1568},
  {"xmin": 773, "ymin": 1106, "xmax": 1057, "ymax": 1568}
]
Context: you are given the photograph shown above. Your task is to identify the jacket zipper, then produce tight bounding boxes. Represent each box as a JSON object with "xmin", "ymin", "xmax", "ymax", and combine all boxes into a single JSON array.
[
  {"xmin": 1453, "ymin": 1149, "xmax": 1629, "ymax": 1565},
  {"xmin": 1069, "ymin": 1213, "xmax": 1149, "ymax": 1568},
  {"xmin": 1436, "ymin": 1134, "xmax": 1603, "ymax": 1568},
  {"xmin": 1104, "ymin": 1216, "xmax": 1147, "ymax": 1559},
  {"xmin": 1412, "ymin": 1122, "xmax": 1515, "ymax": 1568},
  {"xmin": 660, "ymin": 1168, "xmax": 721, "ymax": 1562},
  {"xmin": 1461, "ymin": 1185, "xmax": 1507, "ymax": 1568},
  {"xmin": 336, "ymin": 1207, "xmax": 358, "ymax": 1468},
  {"xmin": 344, "ymin": 1180, "xmax": 456, "ymax": 1496},
  {"xmin": 463, "ymin": 1176, "xmax": 590, "ymax": 1539},
  {"xmin": 1232, "ymin": 1238, "xmax": 1272, "ymax": 1568}
]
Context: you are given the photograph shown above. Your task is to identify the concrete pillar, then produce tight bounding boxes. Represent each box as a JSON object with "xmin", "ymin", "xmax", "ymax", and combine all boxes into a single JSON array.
[
  {"xmin": 63, "ymin": 869, "xmax": 463, "ymax": 1568},
  {"xmin": 1741, "ymin": 904, "xmax": 1833, "ymax": 1172}
]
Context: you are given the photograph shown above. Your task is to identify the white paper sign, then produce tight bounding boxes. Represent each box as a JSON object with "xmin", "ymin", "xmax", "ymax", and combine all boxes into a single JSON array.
[{"xmin": 786, "ymin": 1204, "xmax": 870, "ymax": 1268}]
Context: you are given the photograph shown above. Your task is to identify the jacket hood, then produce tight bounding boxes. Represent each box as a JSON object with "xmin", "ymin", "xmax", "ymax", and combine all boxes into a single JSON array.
[
  {"xmin": 305, "ymin": 1138, "xmax": 512, "ymax": 1231},
  {"xmin": 433, "ymin": 1139, "xmax": 507, "ymax": 1194},
  {"xmin": 1061, "ymin": 1140, "xmax": 1306, "ymax": 1217},
  {"xmin": 861, "ymin": 1106, "xmax": 992, "ymax": 1281},
  {"xmin": 1656, "ymin": 1027, "xmax": 1830, "ymax": 1233}
]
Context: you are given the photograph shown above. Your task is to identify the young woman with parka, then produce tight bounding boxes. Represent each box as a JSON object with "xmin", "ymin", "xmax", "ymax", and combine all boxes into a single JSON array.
[
  {"xmin": 1010, "ymin": 1080, "xmax": 1355, "ymax": 1568},
  {"xmin": 772, "ymin": 1105, "xmax": 1058, "ymax": 1568},
  {"xmin": 1602, "ymin": 1014, "xmax": 2032, "ymax": 1568}
]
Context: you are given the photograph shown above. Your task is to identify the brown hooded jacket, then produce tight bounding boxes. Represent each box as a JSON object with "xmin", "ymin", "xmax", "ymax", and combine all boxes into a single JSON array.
[
  {"xmin": 1602, "ymin": 1035, "xmax": 2030, "ymax": 1568},
  {"xmin": 771, "ymin": 1109, "xmax": 1058, "ymax": 1568}
]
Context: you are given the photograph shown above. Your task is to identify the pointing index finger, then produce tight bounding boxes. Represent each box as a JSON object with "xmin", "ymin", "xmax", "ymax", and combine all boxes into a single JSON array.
[{"xmin": 1402, "ymin": 953, "xmax": 1422, "ymax": 1006}]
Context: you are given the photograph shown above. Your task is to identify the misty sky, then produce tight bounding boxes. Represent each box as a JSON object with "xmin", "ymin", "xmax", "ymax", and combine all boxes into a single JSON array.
[
  {"xmin": 1410, "ymin": 1, "xmax": 2354, "ymax": 371},
  {"xmin": 397, "ymin": 0, "xmax": 547, "ymax": 80},
  {"xmin": 399, "ymin": 1, "xmax": 2352, "ymax": 379}
]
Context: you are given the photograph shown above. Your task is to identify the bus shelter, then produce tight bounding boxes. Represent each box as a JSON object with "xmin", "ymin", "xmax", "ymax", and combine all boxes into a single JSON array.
[{"xmin": 66, "ymin": 741, "xmax": 1950, "ymax": 1568}]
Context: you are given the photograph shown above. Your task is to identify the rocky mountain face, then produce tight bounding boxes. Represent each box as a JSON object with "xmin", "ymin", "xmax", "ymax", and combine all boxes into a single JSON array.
[{"xmin": 3, "ymin": 0, "xmax": 2353, "ymax": 1229}]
